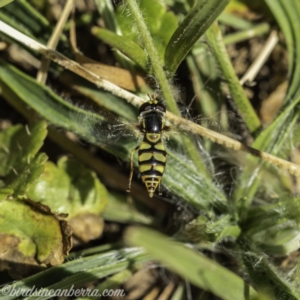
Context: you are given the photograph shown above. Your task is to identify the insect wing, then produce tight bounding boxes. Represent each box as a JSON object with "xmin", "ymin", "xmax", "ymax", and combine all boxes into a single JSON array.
[{"xmin": 69, "ymin": 105, "xmax": 139, "ymax": 160}]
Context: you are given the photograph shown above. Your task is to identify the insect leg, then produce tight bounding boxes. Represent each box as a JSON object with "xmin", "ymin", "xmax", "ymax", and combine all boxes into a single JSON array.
[
  {"xmin": 158, "ymin": 182, "xmax": 162, "ymax": 196},
  {"xmin": 126, "ymin": 146, "xmax": 139, "ymax": 193}
]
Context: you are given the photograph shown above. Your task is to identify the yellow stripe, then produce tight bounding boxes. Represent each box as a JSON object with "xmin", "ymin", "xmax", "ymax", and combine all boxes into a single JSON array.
[
  {"xmin": 140, "ymin": 142, "xmax": 152, "ymax": 150},
  {"xmin": 153, "ymin": 152, "xmax": 166, "ymax": 162},
  {"xmin": 139, "ymin": 164, "xmax": 152, "ymax": 172},
  {"xmin": 154, "ymin": 165, "xmax": 165, "ymax": 173},
  {"xmin": 154, "ymin": 142, "xmax": 165, "ymax": 151},
  {"xmin": 139, "ymin": 152, "xmax": 152, "ymax": 161}
]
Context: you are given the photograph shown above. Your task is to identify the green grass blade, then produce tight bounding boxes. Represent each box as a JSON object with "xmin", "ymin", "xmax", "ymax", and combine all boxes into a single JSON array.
[
  {"xmin": 125, "ymin": 227, "xmax": 258, "ymax": 300},
  {"xmin": 218, "ymin": 12, "xmax": 254, "ymax": 30},
  {"xmin": 164, "ymin": 0, "xmax": 229, "ymax": 75},
  {"xmin": 91, "ymin": 27, "xmax": 148, "ymax": 70},
  {"xmin": 281, "ymin": 0, "xmax": 300, "ymax": 100},
  {"xmin": 0, "ymin": 0, "xmax": 13, "ymax": 8},
  {"xmin": 0, "ymin": 59, "xmax": 226, "ymax": 211},
  {"xmin": 242, "ymin": 250, "xmax": 300, "ymax": 300},
  {"xmin": 0, "ymin": 248, "xmax": 149, "ymax": 300},
  {"xmin": 0, "ymin": 0, "xmax": 69, "ymax": 50},
  {"xmin": 205, "ymin": 22, "xmax": 261, "ymax": 133},
  {"xmin": 263, "ymin": 0, "xmax": 300, "ymax": 100},
  {"xmin": 233, "ymin": 0, "xmax": 300, "ymax": 203}
]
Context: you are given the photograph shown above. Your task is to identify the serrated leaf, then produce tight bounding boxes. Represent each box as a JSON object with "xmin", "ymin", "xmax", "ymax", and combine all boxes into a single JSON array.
[{"xmin": 164, "ymin": 0, "xmax": 229, "ymax": 75}]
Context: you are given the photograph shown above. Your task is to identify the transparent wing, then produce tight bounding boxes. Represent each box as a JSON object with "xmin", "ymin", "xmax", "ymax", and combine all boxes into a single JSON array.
[{"xmin": 69, "ymin": 104, "xmax": 139, "ymax": 159}]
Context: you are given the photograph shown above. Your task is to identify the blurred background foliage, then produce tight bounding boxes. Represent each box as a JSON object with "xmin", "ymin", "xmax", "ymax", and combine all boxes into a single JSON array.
[{"xmin": 1, "ymin": 0, "xmax": 300, "ymax": 299}]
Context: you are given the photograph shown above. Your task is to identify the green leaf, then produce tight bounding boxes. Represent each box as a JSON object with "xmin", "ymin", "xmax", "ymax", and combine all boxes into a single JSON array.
[
  {"xmin": 0, "ymin": 0, "xmax": 13, "ymax": 8},
  {"xmin": 266, "ymin": 0, "xmax": 300, "ymax": 101},
  {"xmin": 0, "ymin": 247, "xmax": 149, "ymax": 300},
  {"xmin": 164, "ymin": 0, "xmax": 229, "ymax": 75},
  {"xmin": 163, "ymin": 151, "xmax": 227, "ymax": 211},
  {"xmin": 0, "ymin": 59, "xmax": 227, "ymax": 212},
  {"xmin": 205, "ymin": 22, "xmax": 261, "ymax": 133},
  {"xmin": 94, "ymin": 0, "xmax": 136, "ymax": 69},
  {"xmin": 66, "ymin": 75, "xmax": 138, "ymax": 121},
  {"xmin": 28, "ymin": 156, "xmax": 108, "ymax": 218},
  {"xmin": 206, "ymin": 215, "xmax": 241, "ymax": 241},
  {"xmin": 0, "ymin": 0, "xmax": 69, "ymax": 53},
  {"xmin": 0, "ymin": 188, "xmax": 14, "ymax": 201},
  {"xmin": 233, "ymin": 0, "xmax": 300, "ymax": 204},
  {"xmin": 0, "ymin": 59, "xmax": 132, "ymax": 160},
  {"xmin": 0, "ymin": 122, "xmax": 47, "ymax": 176},
  {"xmin": 5, "ymin": 153, "xmax": 47, "ymax": 198},
  {"xmin": 242, "ymin": 249, "xmax": 300, "ymax": 300},
  {"xmin": 125, "ymin": 227, "xmax": 258, "ymax": 300},
  {"xmin": 174, "ymin": 214, "xmax": 240, "ymax": 246},
  {"xmin": 28, "ymin": 156, "xmax": 108, "ymax": 243},
  {"xmin": 116, "ymin": 0, "xmax": 177, "ymax": 62},
  {"xmin": 103, "ymin": 191, "xmax": 153, "ymax": 224},
  {"xmin": 0, "ymin": 198, "xmax": 71, "ymax": 278},
  {"xmin": 0, "ymin": 122, "xmax": 48, "ymax": 199},
  {"xmin": 242, "ymin": 198, "xmax": 300, "ymax": 255},
  {"xmin": 218, "ymin": 12, "xmax": 254, "ymax": 30},
  {"xmin": 91, "ymin": 27, "xmax": 148, "ymax": 70}
]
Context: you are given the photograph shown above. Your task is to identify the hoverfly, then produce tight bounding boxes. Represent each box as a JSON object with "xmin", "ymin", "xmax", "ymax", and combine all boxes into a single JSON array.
[{"xmin": 127, "ymin": 94, "xmax": 170, "ymax": 198}]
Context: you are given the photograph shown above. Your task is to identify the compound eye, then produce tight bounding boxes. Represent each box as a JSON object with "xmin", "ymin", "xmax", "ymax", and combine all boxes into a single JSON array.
[
  {"xmin": 139, "ymin": 103, "xmax": 152, "ymax": 113},
  {"xmin": 157, "ymin": 104, "xmax": 166, "ymax": 112}
]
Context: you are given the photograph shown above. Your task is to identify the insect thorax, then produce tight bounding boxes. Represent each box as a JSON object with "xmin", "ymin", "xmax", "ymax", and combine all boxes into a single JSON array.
[{"xmin": 139, "ymin": 111, "xmax": 165, "ymax": 133}]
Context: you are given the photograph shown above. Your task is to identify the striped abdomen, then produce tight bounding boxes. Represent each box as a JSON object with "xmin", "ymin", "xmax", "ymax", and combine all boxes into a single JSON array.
[{"xmin": 138, "ymin": 133, "xmax": 167, "ymax": 198}]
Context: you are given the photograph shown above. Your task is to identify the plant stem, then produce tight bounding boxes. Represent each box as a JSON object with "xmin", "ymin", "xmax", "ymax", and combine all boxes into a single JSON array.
[
  {"xmin": 206, "ymin": 22, "xmax": 261, "ymax": 133},
  {"xmin": 126, "ymin": 0, "xmax": 179, "ymax": 115},
  {"xmin": 223, "ymin": 23, "xmax": 270, "ymax": 45},
  {"xmin": 126, "ymin": 0, "xmax": 211, "ymax": 176}
]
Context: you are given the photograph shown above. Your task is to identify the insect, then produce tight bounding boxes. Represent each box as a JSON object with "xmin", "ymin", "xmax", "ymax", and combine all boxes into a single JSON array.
[{"xmin": 126, "ymin": 94, "xmax": 169, "ymax": 198}]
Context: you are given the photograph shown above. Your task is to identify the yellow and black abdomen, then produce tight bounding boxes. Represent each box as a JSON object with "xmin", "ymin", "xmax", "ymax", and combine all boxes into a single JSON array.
[
  {"xmin": 126, "ymin": 97, "xmax": 169, "ymax": 198},
  {"xmin": 138, "ymin": 133, "xmax": 167, "ymax": 197}
]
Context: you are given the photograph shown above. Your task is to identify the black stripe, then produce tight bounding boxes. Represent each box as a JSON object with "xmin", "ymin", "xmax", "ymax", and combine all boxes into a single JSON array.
[
  {"xmin": 138, "ymin": 157, "xmax": 166, "ymax": 165},
  {"xmin": 138, "ymin": 148, "xmax": 166, "ymax": 155},
  {"xmin": 144, "ymin": 177, "xmax": 160, "ymax": 182},
  {"xmin": 141, "ymin": 170, "xmax": 163, "ymax": 176}
]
